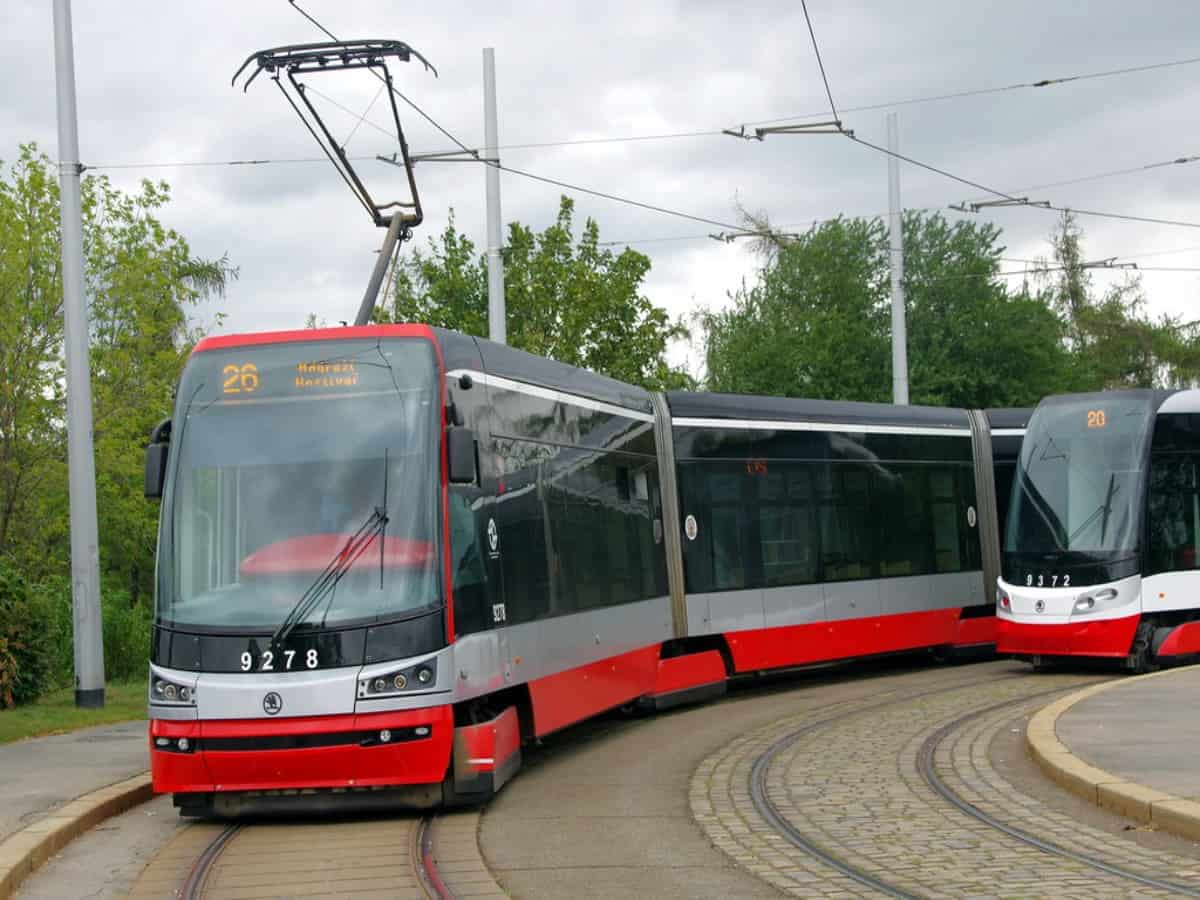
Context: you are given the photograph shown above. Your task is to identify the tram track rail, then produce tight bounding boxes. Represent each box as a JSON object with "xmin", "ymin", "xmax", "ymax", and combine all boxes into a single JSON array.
[
  {"xmin": 744, "ymin": 672, "xmax": 1200, "ymax": 898},
  {"xmin": 746, "ymin": 670, "xmax": 1029, "ymax": 900},
  {"xmin": 917, "ymin": 696, "xmax": 1200, "ymax": 899},
  {"xmin": 178, "ymin": 813, "xmax": 456, "ymax": 900}
]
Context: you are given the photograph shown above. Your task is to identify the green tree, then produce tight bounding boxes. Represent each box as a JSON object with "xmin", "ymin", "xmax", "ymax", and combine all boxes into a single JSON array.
[
  {"xmin": 702, "ymin": 217, "xmax": 891, "ymax": 401},
  {"xmin": 903, "ymin": 213, "xmax": 1072, "ymax": 408},
  {"xmin": 702, "ymin": 211, "xmax": 1076, "ymax": 408},
  {"xmin": 0, "ymin": 144, "xmax": 234, "ymax": 604},
  {"xmin": 377, "ymin": 197, "xmax": 691, "ymax": 390},
  {"xmin": 1036, "ymin": 212, "xmax": 1199, "ymax": 390}
]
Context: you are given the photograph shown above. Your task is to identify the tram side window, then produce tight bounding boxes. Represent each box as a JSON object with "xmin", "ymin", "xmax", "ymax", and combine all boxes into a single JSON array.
[
  {"xmin": 875, "ymin": 466, "xmax": 932, "ymax": 577},
  {"xmin": 1147, "ymin": 455, "xmax": 1200, "ymax": 574},
  {"xmin": 449, "ymin": 490, "xmax": 490, "ymax": 636},
  {"xmin": 759, "ymin": 466, "xmax": 818, "ymax": 586},
  {"xmin": 820, "ymin": 465, "xmax": 876, "ymax": 582},
  {"xmin": 929, "ymin": 469, "xmax": 963, "ymax": 573},
  {"xmin": 677, "ymin": 462, "xmax": 753, "ymax": 593}
]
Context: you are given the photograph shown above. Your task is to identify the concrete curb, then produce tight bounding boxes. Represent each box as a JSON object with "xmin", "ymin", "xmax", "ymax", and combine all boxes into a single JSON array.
[
  {"xmin": 0, "ymin": 772, "xmax": 153, "ymax": 899},
  {"xmin": 1026, "ymin": 666, "xmax": 1200, "ymax": 843}
]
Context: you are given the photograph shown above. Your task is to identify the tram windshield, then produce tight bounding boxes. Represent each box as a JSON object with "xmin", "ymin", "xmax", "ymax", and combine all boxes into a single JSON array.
[
  {"xmin": 1004, "ymin": 393, "xmax": 1156, "ymax": 583},
  {"xmin": 157, "ymin": 337, "xmax": 441, "ymax": 631}
]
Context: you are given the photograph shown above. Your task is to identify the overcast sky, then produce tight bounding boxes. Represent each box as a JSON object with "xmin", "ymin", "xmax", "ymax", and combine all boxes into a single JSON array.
[{"xmin": 5, "ymin": 1, "xmax": 1199, "ymax": 376}]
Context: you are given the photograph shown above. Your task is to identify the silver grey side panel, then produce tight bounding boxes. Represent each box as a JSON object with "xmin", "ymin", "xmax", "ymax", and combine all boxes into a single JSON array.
[
  {"xmin": 684, "ymin": 571, "xmax": 984, "ymax": 637},
  {"xmin": 449, "ymin": 594, "xmax": 673, "ymax": 704},
  {"xmin": 824, "ymin": 580, "xmax": 881, "ymax": 621}
]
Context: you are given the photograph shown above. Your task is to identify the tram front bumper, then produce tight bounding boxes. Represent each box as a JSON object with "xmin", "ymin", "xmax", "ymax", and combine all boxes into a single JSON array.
[
  {"xmin": 149, "ymin": 704, "xmax": 454, "ymax": 794},
  {"xmin": 995, "ymin": 613, "xmax": 1140, "ymax": 658}
]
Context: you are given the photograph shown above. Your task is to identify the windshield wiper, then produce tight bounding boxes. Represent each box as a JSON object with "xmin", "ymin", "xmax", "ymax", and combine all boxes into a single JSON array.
[
  {"xmin": 271, "ymin": 505, "xmax": 388, "ymax": 649},
  {"xmin": 1066, "ymin": 474, "xmax": 1121, "ymax": 546},
  {"xmin": 272, "ymin": 448, "xmax": 393, "ymax": 647},
  {"xmin": 1099, "ymin": 471, "xmax": 1118, "ymax": 543}
]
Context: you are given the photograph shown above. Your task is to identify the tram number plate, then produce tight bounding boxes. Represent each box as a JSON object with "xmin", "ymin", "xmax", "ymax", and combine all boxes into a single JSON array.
[
  {"xmin": 1024, "ymin": 573, "xmax": 1070, "ymax": 588},
  {"xmin": 240, "ymin": 648, "xmax": 320, "ymax": 672}
]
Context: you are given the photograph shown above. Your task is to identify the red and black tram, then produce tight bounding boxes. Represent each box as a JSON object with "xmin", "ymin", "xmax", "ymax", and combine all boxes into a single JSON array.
[{"xmin": 145, "ymin": 324, "xmax": 1026, "ymax": 815}]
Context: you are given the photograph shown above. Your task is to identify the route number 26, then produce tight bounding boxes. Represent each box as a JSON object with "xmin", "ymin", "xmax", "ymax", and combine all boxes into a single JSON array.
[
  {"xmin": 223, "ymin": 363, "xmax": 260, "ymax": 395},
  {"xmin": 240, "ymin": 649, "xmax": 319, "ymax": 671}
]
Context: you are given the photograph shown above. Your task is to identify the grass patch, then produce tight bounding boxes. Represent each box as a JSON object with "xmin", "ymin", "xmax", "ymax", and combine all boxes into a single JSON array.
[{"xmin": 0, "ymin": 681, "xmax": 145, "ymax": 744}]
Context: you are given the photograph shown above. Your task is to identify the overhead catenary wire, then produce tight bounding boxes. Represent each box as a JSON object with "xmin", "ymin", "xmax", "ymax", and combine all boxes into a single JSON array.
[
  {"xmin": 289, "ymin": 1, "xmax": 767, "ymax": 239},
  {"xmin": 740, "ymin": 53, "xmax": 1200, "ymax": 129},
  {"xmin": 85, "ymin": 10, "xmax": 1200, "ymax": 245}
]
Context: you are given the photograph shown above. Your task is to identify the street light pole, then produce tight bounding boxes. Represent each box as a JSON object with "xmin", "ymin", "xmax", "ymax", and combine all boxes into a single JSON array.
[
  {"xmin": 483, "ymin": 48, "xmax": 506, "ymax": 344},
  {"xmin": 52, "ymin": 0, "xmax": 105, "ymax": 708},
  {"xmin": 887, "ymin": 112, "xmax": 909, "ymax": 405}
]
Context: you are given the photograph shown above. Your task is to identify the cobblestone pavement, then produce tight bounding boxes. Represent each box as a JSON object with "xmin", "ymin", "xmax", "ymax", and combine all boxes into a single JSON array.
[{"xmin": 692, "ymin": 669, "xmax": 1200, "ymax": 898}]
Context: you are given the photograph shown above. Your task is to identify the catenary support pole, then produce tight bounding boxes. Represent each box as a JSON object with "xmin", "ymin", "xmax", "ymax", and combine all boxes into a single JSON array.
[
  {"xmin": 355, "ymin": 213, "xmax": 404, "ymax": 326},
  {"xmin": 887, "ymin": 112, "xmax": 909, "ymax": 405},
  {"xmin": 483, "ymin": 48, "xmax": 506, "ymax": 344},
  {"xmin": 53, "ymin": 0, "xmax": 105, "ymax": 708}
]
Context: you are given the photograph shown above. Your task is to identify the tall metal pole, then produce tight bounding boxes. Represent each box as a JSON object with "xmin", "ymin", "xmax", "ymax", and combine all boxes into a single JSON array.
[
  {"xmin": 887, "ymin": 112, "xmax": 909, "ymax": 405},
  {"xmin": 483, "ymin": 48, "xmax": 506, "ymax": 344},
  {"xmin": 53, "ymin": 0, "xmax": 105, "ymax": 708}
]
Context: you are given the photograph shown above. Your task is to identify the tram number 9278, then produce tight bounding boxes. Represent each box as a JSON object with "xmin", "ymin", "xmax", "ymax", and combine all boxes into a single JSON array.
[
  {"xmin": 240, "ymin": 649, "xmax": 321, "ymax": 672},
  {"xmin": 1024, "ymin": 573, "xmax": 1071, "ymax": 588}
]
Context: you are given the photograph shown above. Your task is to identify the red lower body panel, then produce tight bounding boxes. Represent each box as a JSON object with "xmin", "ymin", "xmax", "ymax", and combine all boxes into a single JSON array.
[
  {"xmin": 954, "ymin": 615, "xmax": 996, "ymax": 648},
  {"xmin": 725, "ymin": 607, "xmax": 962, "ymax": 673},
  {"xmin": 150, "ymin": 705, "xmax": 453, "ymax": 794},
  {"xmin": 996, "ymin": 614, "xmax": 1140, "ymax": 658},
  {"xmin": 1156, "ymin": 620, "xmax": 1200, "ymax": 657},
  {"xmin": 527, "ymin": 645, "xmax": 660, "ymax": 736},
  {"xmin": 652, "ymin": 651, "xmax": 727, "ymax": 696}
]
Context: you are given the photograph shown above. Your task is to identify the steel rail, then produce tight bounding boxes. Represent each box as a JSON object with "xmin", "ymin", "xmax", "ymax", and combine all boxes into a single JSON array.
[
  {"xmin": 180, "ymin": 823, "xmax": 242, "ymax": 900},
  {"xmin": 918, "ymin": 694, "xmax": 1200, "ymax": 897},
  {"xmin": 746, "ymin": 671, "xmax": 1040, "ymax": 899},
  {"xmin": 414, "ymin": 814, "xmax": 456, "ymax": 900}
]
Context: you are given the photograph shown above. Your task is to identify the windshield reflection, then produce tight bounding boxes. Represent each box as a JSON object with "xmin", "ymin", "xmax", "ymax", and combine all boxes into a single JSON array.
[
  {"xmin": 1005, "ymin": 393, "xmax": 1155, "ymax": 560},
  {"xmin": 157, "ymin": 339, "xmax": 441, "ymax": 631}
]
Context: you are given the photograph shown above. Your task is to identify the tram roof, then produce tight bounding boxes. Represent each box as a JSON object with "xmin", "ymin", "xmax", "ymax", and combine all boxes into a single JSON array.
[
  {"xmin": 985, "ymin": 408, "xmax": 1032, "ymax": 430},
  {"xmin": 665, "ymin": 391, "xmax": 970, "ymax": 431},
  {"xmin": 435, "ymin": 328, "xmax": 655, "ymax": 415}
]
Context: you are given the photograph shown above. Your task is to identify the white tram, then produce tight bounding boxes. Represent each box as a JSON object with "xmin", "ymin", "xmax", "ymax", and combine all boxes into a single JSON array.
[{"xmin": 997, "ymin": 389, "xmax": 1200, "ymax": 670}]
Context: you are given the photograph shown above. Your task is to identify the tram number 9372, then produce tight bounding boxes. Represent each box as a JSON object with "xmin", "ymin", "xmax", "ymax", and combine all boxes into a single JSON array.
[
  {"xmin": 1025, "ymin": 573, "xmax": 1071, "ymax": 588},
  {"xmin": 240, "ymin": 649, "xmax": 320, "ymax": 672}
]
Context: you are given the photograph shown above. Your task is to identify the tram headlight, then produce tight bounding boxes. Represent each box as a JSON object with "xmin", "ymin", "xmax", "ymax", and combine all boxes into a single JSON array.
[
  {"xmin": 150, "ymin": 675, "xmax": 196, "ymax": 707},
  {"xmin": 1074, "ymin": 587, "xmax": 1119, "ymax": 615},
  {"xmin": 357, "ymin": 659, "xmax": 439, "ymax": 698},
  {"xmin": 996, "ymin": 587, "xmax": 1011, "ymax": 611}
]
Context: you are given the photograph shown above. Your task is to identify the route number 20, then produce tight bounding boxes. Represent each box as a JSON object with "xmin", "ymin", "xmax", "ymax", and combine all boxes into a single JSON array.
[
  {"xmin": 1086, "ymin": 409, "xmax": 1107, "ymax": 429},
  {"xmin": 240, "ymin": 649, "xmax": 319, "ymax": 671}
]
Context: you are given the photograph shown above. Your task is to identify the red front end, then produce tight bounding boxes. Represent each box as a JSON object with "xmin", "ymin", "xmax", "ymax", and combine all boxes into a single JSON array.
[
  {"xmin": 150, "ymin": 705, "xmax": 454, "ymax": 794},
  {"xmin": 996, "ymin": 614, "xmax": 1140, "ymax": 658}
]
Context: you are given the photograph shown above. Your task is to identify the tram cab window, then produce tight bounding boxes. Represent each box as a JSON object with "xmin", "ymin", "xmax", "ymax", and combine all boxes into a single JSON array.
[{"xmin": 450, "ymin": 490, "xmax": 490, "ymax": 636}]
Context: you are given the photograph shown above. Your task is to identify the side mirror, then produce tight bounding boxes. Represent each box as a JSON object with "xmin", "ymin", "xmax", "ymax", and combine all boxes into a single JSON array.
[
  {"xmin": 145, "ymin": 418, "xmax": 172, "ymax": 499},
  {"xmin": 447, "ymin": 427, "xmax": 477, "ymax": 485},
  {"xmin": 145, "ymin": 443, "xmax": 168, "ymax": 499}
]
